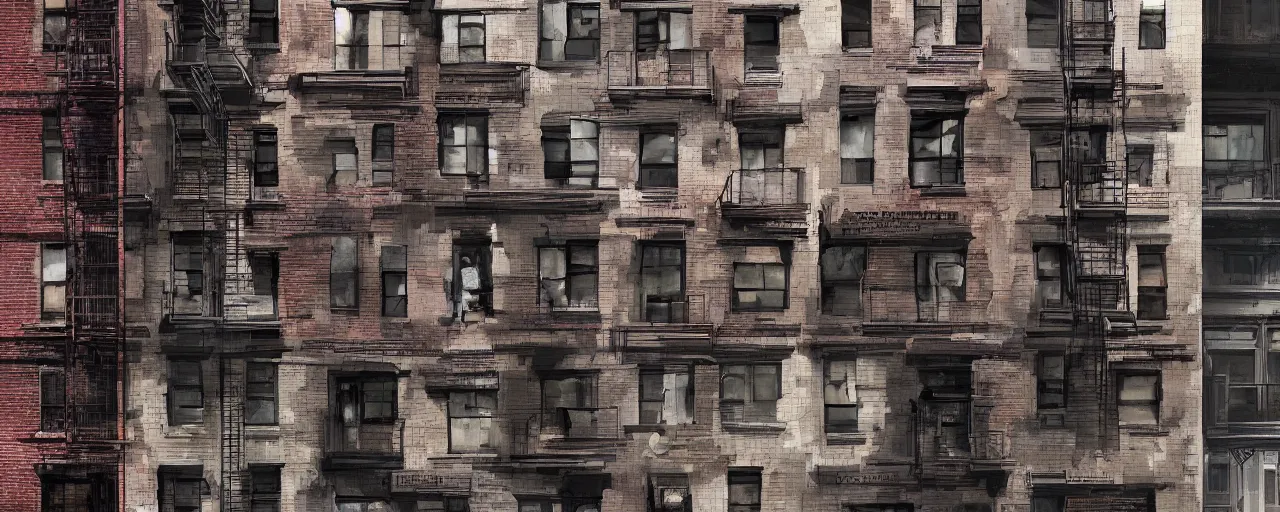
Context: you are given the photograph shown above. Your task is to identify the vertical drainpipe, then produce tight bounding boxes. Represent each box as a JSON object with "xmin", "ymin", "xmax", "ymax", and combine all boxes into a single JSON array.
[{"xmin": 115, "ymin": 0, "xmax": 127, "ymax": 505}]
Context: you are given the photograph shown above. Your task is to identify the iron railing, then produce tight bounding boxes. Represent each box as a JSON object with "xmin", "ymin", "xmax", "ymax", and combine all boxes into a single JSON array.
[
  {"xmin": 606, "ymin": 50, "xmax": 713, "ymax": 90},
  {"xmin": 1208, "ymin": 379, "xmax": 1280, "ymax": 424},
  {"xmin": 718, "ymin": 168, "xmax": 805, "ymax": 207},
  {"xmin": 325, "ymin": 418, "xmax": 406, "ymax": 460},
  {"xmin": 1204, "ymin": 162, "xmax": 1273, "ymax": 200}
]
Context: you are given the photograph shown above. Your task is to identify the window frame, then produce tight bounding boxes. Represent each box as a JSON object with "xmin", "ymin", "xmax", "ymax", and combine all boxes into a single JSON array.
[
  {"xmin": 823, "ymin": 359, "xmax": 859, "ymax": 434},
  {"xmin": 330, "ymin": 236, "xmax": 360, "ymax": 311},
  {"xmin": 743, "ymin": 16, "xmax": 780, "ymax": 73},
  {"xmin": 159, "ymin": 467, "xmax": 205, "ymax": 512},
  {"xmin": 537, "ymin": 241, "xmax": 600, "ymax": 311},
  {"xmin": 727, "ymin": 469, "xmax": 762, "ymax": 512},
  {"xmin": 1138, "ymin": 0, "xmax": 1166, "ymax": 50},
  {"xmin": 43, "ymin": 113, "xmax": 64, "ymax": 180},
  {"xmin": 43, "ymin": 2, "xmax": 68, "ymax": 53},
  {"xmin": 840, "ymin": 112, "xmax": 875, "ymax": 184},
  {"xmin": 915, "ymin": 250, "xmax": 968, "ymax": 304},
  {"xmin": 719, "ymin": 363, "xmax": 782, "ymax": 424},
  {"xmin": 638, "ymin": 126, "xmax": 679, "ymax": 189},
  {"xmin": 438, "ymin": 112, "xmax": 489, "ymax": 177},
  {"xmin": 639, "ymin": 242, "xmax": 687, "ymax": 322},
  {"xmin": 249, "ymin": 465, "xmax": 282, "ymax": 512},
  {"xmin": 41, "ymin": 243, "xmax": 67, "ymax": 322},
  {"xmin": 40, "ymin": 366, "xmax": 66, "ymax": 433},
  {"xmin": 909, "ymin": 112, "xmax": 966, "ymax": 188},
  {"xmin": 167, "ymin": 359, "xmax": 205, "ymax": 426},
  {"xmin": 914, "ymin": 0, "xmax": 942, "ymax": 46},
  {"xmin": 1030, "ymin": 129, "xmax": 1063, "ymax": 189},
  {"xmin": 352, "ymin": 375, "xmax": 398, "ymax": 424},
  {"xmin": 329, "ymin": 138, "xmax": 358, "ymax": 184},
  {"xmin": 372, "ymin": 124, "xmax": 395, "ymax": 185},
  {"xmin": 447, "ymin": 390, "xmax": 497, "ymax": 453},
  {"xmin": 841, "ymin": 0, "xmax": 872, "ymax": 49},
  {"xmin": 1136, "ymin": 245, "xmax": 1168, "ymax": 320},
  {"xmin": 253, "ymin": 129, "xmax": 279, "ymax": 189},
  {"xmin": 455, "ymin": 13, "xmax": 487, "ymax": 63},
  {"xmin": 648, "ymin": 473, "xmax": 692, "ymax": 512},
  {"xmin": 1117, "ymin": 371, "xmax": 1162, "ymax": 426},
  {"xmin": 334, "ymin": 8, "xmax": 372, "ymax": 70},
  {"xmin": 542, "ymin": 120, "xmax": 600, "ymax": 187},
  {"xmin": 955, "ymin": 0, "xmax": 983, "ymax": 45},
  {"xmin": 249, "ymin": 0, "xmax": 280, "ymax": 45},
  {"xmin": 380, "ymin": 245, "xmax": 408, "ymax": 318},
  {"xmin": 249, "ymin": 252, "xmax": 280, "ymax": 319},
  {"xmin": 731, "ymin": 262, "xmax": 790, "ymax": 312},
  {"xmin": 245, "ymin": 362, "xmax": 279, "ymax": 426}
]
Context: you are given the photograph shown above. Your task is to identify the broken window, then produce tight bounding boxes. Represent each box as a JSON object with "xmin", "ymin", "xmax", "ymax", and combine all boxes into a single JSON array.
[
  {"xmin": 439, "ymin": 113, "xmax": 488, "ymax": 177},
  {"xmin": 648, "ymin": 474, "xmax": 692, "ymax": 512},
  {"xmin": 168, "ymin": 359, "xmax": 204, "ymax": 426},
  {"xmin": 1205, "ymin": 123, "xmax": 1268, "ymax": 199},
  {"xmin": 541, "ymin": 375, "xmax": 596, "ymax": 428},
  {"xmin": 448, "ymin": 391, "xmax": 496, "ymax": 453},
  {"xmin": 727, "ymin": 469, "xmax": 762, "ymax": 512},
  {"xmin": 639, "ymin": 243, "xmax": 686, "ymax": 322},
  {"xmin": 442, "ymin": 13, "xmax": 486, "ymax": 63},
  {"xmin": 333, "ymin": 9, "xmax": 408, "ymax": 70},
  {"xmin": 42, "ymin": 244, "xmax": 67, "ymax": 322},
  {"xmin": 824, "ymin": 359, "xmax": 858, "ymax": 433},
  {"xmin": 249, "ymin": 466, "xmax": 281, "ymax": 512},
  {"xmin": 720, "ymin": 364, "xmax": 781, "ymax": 424},
  {"xmin": 744, "ymin": 17, "xmax": 779, "ymax": 72},
  {"xmin": 639, "ymin": 367, "xmax": 693, "ymax": 425},
  {"xmin": 841, "ymin": 0, "xmax": 871, "ymax": 48},
  {"xmin": 450, "ymin": 242, "xmax": 493, "ymax": 318},
  {"xmin": 372, "ymin": 124, "xmax": 394, "ymax": 185},
  {"xmin": 43, "ymin": 114, "xmax": 63, "ymax": 180},
  {"xmin": 381, "ymin": 245, "xmax": 408, "ymax": 317},
  {"xmin": 543, "ymin": 120, "xmax": 600, "ymax": 187},
  {"xmin": 955, "ymin": 0, "xmax": 982, "ymax": 45},
  {"xmin": 639, "ymin": 127, "xmax": 678, "ymax": 188},
  {"xmin": 1137, "ymin": 246, "xmax": 1167, "ymax": 320},
  {"xmin": 1139, "ymin": 0, "xmax": 1165, "ymax": 49},
  {"xmin": 539, "ymin": 242, "xmax": 599, "ymax": 311},
  {"xmin": 245, "ymin": 362, "xmax": 278, "ymax": 426},
  {"xmin": 821, "ymin": 245, "xmax": 866, "ymax": 316},
  {"xmin": 539, "ymin": 0, "xmax": 600, "ymax": 61},
  {"xmin": 1035, "ymin": 245, "xmax": 1066, "ymax": 308},
  {"xmin": 253, "ymin": 129, "xmax": 278, "ymax": 194},
  {"xmin": 1118, "ymin": 372, "xmax": 1161, "ymax": 425},
  {"xmin": 1127, "ymin": 144, "xmax": 1154, "ymax": 187},
  {"xmin": 1026, "ymin": 0, "xmax": 1059, "ymax": 48},
  {"xmin": 909, "ymin": 114, "xmax": 964, "ymax": 187},
  {"xmin": 249, "ymin": 0, "xmax": 279, "ymax": 45},
  {"xmin": 914, "ymin": 0, "xmax": 941, "ymax": 46},
  {"xmin": 1031, "ymin": 130, "xmax": 1062, "ymax": 188},
  {"xmin": 840, "ymin": 113, "xmax": 874, "ymax": 184},
  {"xmin": 732, "ymin": 263, "xmax": 788, "ymax": 311},
  {"xmin": 249, "ymin": 253, "xmax": 279, "ymax": 320},
  {"xmin": 636, "ymin": 11, "xmax": 693, "ymax": 51},
  {"xmin": 40, "ymin": 367, "xmax": 65, "ymax": 432},
  {"xmin": 44, "ymin": 0, "xmax": 67, "ymax": 52},
  {"xmin": 331, "ymin": 237, "xmax": 359, "ymax": 310},
  {"xmin": 159, "ymin": 466, "xmax": 205, "ymax": 512},
  {"xmin": 916, "ymin": 251, "xmax": 966, "ymax": 314},
  {"xmin": 1037, "ymin": 353, "xmax": 1066, "ymax": 417}
]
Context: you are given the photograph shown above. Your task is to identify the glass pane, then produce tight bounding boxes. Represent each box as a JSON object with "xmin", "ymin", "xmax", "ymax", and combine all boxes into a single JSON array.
[
  {"xmin": 734, "ymin": 265, "xmax": 764, "ymax": 289},
  {"xmin": 753, "ymin": 365, "xmax": 779, "ymax": 400},
  {"xmin": 642, "ymin": 133, "xmax": 677, "ymax": 164},
  {"xmin": 1120, "ymin": 375, "xmax": 1158, "ymax": 400},
  {"xmin": 540, "ymin": 248, "xmax": 567, "ymax": 279},
  {"xmin": 571, "ymin": 120, "xmax": 598, "ymax": 139},
  {"xmin": 841, "ymin": 117, "xmax": 874, "ymax": 159},
  {"xmin": 825, "ymin": 360, "xmax": 857, "ymax": 404},
  {"xmin": 43, "ymin": 246, "xmax": 66, "ymax": 281},
  {"xmin": 763, "ymin": 265, "xmax": 786, "ymax": 289}
]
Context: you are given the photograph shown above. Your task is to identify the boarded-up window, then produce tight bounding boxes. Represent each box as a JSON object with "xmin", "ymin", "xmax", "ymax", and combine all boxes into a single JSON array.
[
  {"xmin": 448, "ymin": 391, "xmax": 496, "ymax": 453},
  {"xmin": 381, "ymin": 245, "xmax": 408, "ymax": 317},
  {"xmin": 372, "ymin": 124, "xmax": 395, "ymax": 185},
  {"xmin": 821, "ymin": 245, "xmax": 865, "ymax": 315},
  {"xmin": 1026, "ymin": 0, "xmax": 1059, "ymax": 48},
  {"xmin": 40, "ymin": 367, "xmax": 66, "ymax": 432},
  {"xmin": 639, "ymin": 127, "xmax": 678, "ymax": 188},
  {"xmin": 245, "ymin": 362, "xmax": 278, "ymax": 426},
  {"xmin": 540, "ymin": 0, "xmax": 600, "ymax": 61},
  {"xmin": 732, "ymin": 263, "xmax": 788, "ymax": 311},
  {"xmin": 841, "ymin": 0, "xmax": 871, "ymax": 48},
  {"xmin": 42, "ymin": 244, "xmax": 67, "ymax": 321},
  {"xmin": 439, "ymin": 113, "xmax": 488, "ymax": 176},
  {"xmin": 840, "ymin": 113, "xmax": 874, "ymax": 184},
  {"xmin": 249, "ymin": 466, "xmax": 281, "ymax": 512},
  {"xmin": 1137, "ymin": 246, "xmax": 1167, "ymax": 320},
  {"xmin": 1031, "ymin": 130, "xmax": 1062, "ymax": 188},
  {"xmin": 727, "ymin": 469, "xmax": 761, "ymax": 512},
  {"xmin": 331, "ymin": 237, "xmax": 359, "ymax": 309},
  {"xmin": 538, "ymin": 242, "xmax": 599, "ymax": 310},
  {"xmin": 442, "ymin": 13, "xmax": 486, "ymax": 63},
  {"xmin": 914, "ymin": 0, "xmax": 941, "ymax": 45},
  {"xmin": 543, "ymin": 120, "xmax": 600, "ymax": 186},
  {"xmin": 1118, "ymin": 373, "xmax": 1160, "ymax": 425},
  {"xmin": 910, "ymin": 114, "xmax": 964, "ymax": 187},
  {"xmin": 1127, "ymin": 144, "xmax": 1154, "ymax": 187},
  {"xmin": 639, "ymin": 368, "xmax": 693, "ymax": 425},
  {"xmin": 720, "ymin": 364, "xmax": 780, "ymax": 423},
  {"xmin": 744, "ymin": 17, "xmax": 779, "ymax": 72},
  {"xmin": 43, "ymin": 114, "xmax": 64, "ymax": 180},
  {"xmin": 1139, "ymin": 0, "xmax": 1166, "ymax": 49},
  {"xmin": 168, "ymin": 359, "xmax": 204, "ymax": 426},
  {"xmin": 1035, "ymin": 245, "xmax": 1066, "ymax": 308},
  {"xmin": 824, "ymin": 359, "xmax": 858, "ymax": 433}
]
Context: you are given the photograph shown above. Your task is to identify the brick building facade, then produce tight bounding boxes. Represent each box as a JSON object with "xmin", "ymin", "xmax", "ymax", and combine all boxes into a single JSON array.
[{"xmin": 119, "ymin": 0, "xmax": 1201, "ymax": 510}]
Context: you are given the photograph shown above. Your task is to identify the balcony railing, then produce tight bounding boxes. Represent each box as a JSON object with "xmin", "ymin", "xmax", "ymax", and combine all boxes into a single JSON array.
[
  {"xmin": 1070, "ymin": 164, "xmax": 1127, "ymax": 209},
  {"xmin": 606, "ymin": 50, "xmax": 713, "ymax": 97},
  {"xmin": 641, "ymin": 294, "xmax": 707, "ymax": 324},
  {"xmin": 718, "ymin": 168, "xmax": 805, "ymax": 207},
  {"xmin": 323, "ymin": 418, "xmax": 406, "ymax": 470},
  {"xmin": 544, "ymin": 407, "xmax": 621, "ymax": 440},
  {"xmin": 969, "ymin": 430, "xmax": 1009, "ymax": 462}
]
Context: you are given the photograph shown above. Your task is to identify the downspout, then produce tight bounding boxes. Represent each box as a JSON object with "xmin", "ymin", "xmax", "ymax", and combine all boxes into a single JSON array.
[{"xmin": 116, "ymin": 0, "xmax": 127, "ymax": 505}]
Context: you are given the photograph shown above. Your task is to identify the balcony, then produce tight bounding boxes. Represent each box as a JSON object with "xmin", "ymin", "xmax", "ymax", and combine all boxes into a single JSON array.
[
  {"xmin": 1204, "ymin": 163, "xmax": 1280, "ymax": 218},
  {"xmin": 1069, "ymin": 164, "xmax": 1127, "ymax": 214},
  {"xmin": 164, "ymin": 31, "xmax": 225, "ymax": 122},
  {"xmin": 436, "ymin": 62, "xmax": 528, "ymax": 106},
  {"xmin": 717, "ymin": 168, "xmax": 808, "ymax": 234},
  {"xmin": 322, "ymin": 418, "xmax": 405, "ymax": 470},
  {"xmin": 606, "ymin": 50, "xmax": 714, "ymax": 101}
]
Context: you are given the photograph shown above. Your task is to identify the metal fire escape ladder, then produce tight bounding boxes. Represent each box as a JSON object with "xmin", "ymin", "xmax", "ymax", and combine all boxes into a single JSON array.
[
  {"xmin": 220, "ymin": 354, "xmax": 246, "ymax": 512},
  {"xmin": 1062, "ymin": 0, "xmax": 1131, "ymax": 450}
]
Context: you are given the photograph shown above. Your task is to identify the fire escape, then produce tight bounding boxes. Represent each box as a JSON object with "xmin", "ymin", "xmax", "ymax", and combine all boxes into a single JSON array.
[{"xmin": 1062, "ymin": 0, "xmax": 1132, "ymax": 449}]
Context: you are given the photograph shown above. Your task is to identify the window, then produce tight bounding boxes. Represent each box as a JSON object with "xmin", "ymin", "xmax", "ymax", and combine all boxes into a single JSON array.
[
  {"xmin": 732, "ymin": 263, "xmax": 788, "ymax": 311},
  {"xmin": 331, "ymin": 237, "xmax": 359, "ymax": 310},
  {"xmin": 1270, "ymin": 466, "xmax": 1279, "ymax": 506},
  {"xmin": 956, "ymin": 0, "xmax": 982, "ymax": 45},
  {"xmin": 914, "ymin": 0, "xmax": 941, "ymax": 46},
  {"xmin": 249, "ymin": 253, "xmax": 279, "ymax": 319},
  {"xmin": 381, "ymin": 245, "xmax": 408, "ymax": 317},
  {"xmin": 42, "ymin": 479, "xmax": 94, "ymax": 512},
  {"xmin": 739, "ymin": 127, "xmax": 783, "ymax": 170},
  {"xmin": 249, "ymin": 0, "xmax": 280, "ymax": 45},
  {"xmin": 451, "ymin": 242, "xmax": 493, "ymax": 318},
  {"xmin": 1117, "ymin": 373, "xmax": 1160, "ymax": 425},
  {"xmin": 417, "ymin": 498, "xmax": 471, "ymax": 512},
  {"xmin": 159, "ymin": 466, "xmax": 204, "ymax": 512},
  {"xmin": 1036, "ymin": 353, "xmax": 1066, "ymax": 417},
  {"xmin": 849, "ymin": 507, "xmax": 914, "ymax": 512},
  {"xmin": 744, "ymin": 17, "xmax": 779, "ymax": 72},
  {"xmin": 334, "ymin": 9, "xmax": 408, "ymax": 70},
  {"xmin": 539, "ymin": 0, "xmax": 600, "ymax": 61},
  {"xmin": 639, "ymin": 243, "xmax": 686, "ymax": 322},
  {"xmin": 840, "ymin": 113, "xmax": 874, "ymax": 184},
  {"xmin": 1204, "ymin": 123, "xmax": 1268, "ymax": 200},
  {"xmin": 562, "ymin": 475, "xmax": 607, "ymax": 512},
  {"xmin": 168, "ymin": 359, "xmax": 204, "ymax": 426},
  {"xmin": 448, "ymin": 391, "xmax": 496, "ymax": 453},
  {"xmin": 43, "ymin": 114, "xmax": 64, "ymax": 180},
  {"xmin": 337, "ymin": 376, "xmax": 397, "ymax": 424},
  {"xmin": 330, "ymin": 139, "xmax": 357, "ymax": 185},
  {"xmin": 372, "ymin": 124, "xmax": 395, "ymax": 185},
  {"xmin": 1070, "ymin": 128, "xmax": 1107, "ymax": 183},
  {"xmin": 648, "ymin": 474, "xmax": 692, "ymax": 512},
  {"xmin": 519, "ymin": 500, "xmax": 553, "ymax": 512},
  {"xmin": 1207, "ymin": 459, "xmax": 1229, "ymax": 494},
  {"xmin": 253, "ymin": 130, "xmax": 278, "ymax": 191},
  {"xmin": 909, "ymin": 114, "xmax": 964, "ymax": 187},
  {"xmin": 40, "ymin": 367, "xmax": 66, "ymax": 432},
  {"xmin": 441, "ymin": 13, "xmax": 486, "ymax": 63},
  {"xmin": 1127, "ymin": 144, "xmax": 1154, "ymax": 187},
  {"xmin": 727, "ymin": 469, "xmax": 762, "ymax": 512},
  {"xmin": 43, "ymin": 0, "xmax": 67, "ymax": 52},
  {"xmin": 1031, "ymin": 497, "xmax": 1063, "ymax": 512},
  {"xmin": 1026, "ymin": 0, "xmax": 1059, "ymax": 47},
  {"xmin": 639, "ymin": 127, "xmax": 678, "ymax": 188},
  {"xmin": 541, "ymin": 375, "xmax": 596, "ymax": 428},
  {"xmin": 335, "ymin": 9, "xmax": 370, "ymax": 69},
  {"xmin": 249, "ymin": 466, "xmax": 281, "ymax": 512},
  {"xmin": 1137, "ymin": 246, "xmax": 1167, "ymax": 320},
  {"xmin": 1138, "ymin": 0, "xmax": 1165, "ymax": 49},
  {"xmin": 245, "ymin": 362, "xmax": 278, "ymax": 426},
  {"xmin": 636, "ymin": 11, "xmax": 692, "ymax": 51},
  {"xmin": 841, "ymin": 0, "xmax": 871, "ymax": 48},
  {"xmin": 42, "ymin": 244, "xmax": 67, "ymax": 322},
  {"xmin": 823, "ymin": 360, "xmax": 858, "ymax": 433},
  {"xmin": 538, "ymin": 242, "xmax": 599, "ymax": 311},
  {"xmin": 172, "ymin": 234, "xmax": 205, "ymax": 316},
  {"xmin": 639, "ymin": 368, "xmax": 693, "ymax": 425},
  {"xmin": 916, "ymin": 251, "xmax": 966, "ymax": 311},
  {"xmin": 543, "ymin": 120, "xmax": 600, "ymax": 187},
  {"xmin": 1031, "ymin": 130, "xmax": 1062, "ymax": 188},
  {"xmin": 720, "ymin": 364, "xmax": 781, "ymax": 423},
  {"xmin": 439, "ymin": 113, "xmax": 488, "ymax": 176},
  {"xmin": 821, "ymin": 245, "xmax": 866, "ymax": 316},
  {"xmin": 1035, "ymin": 245, "xmax": 1066, "ymax": 308}
]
